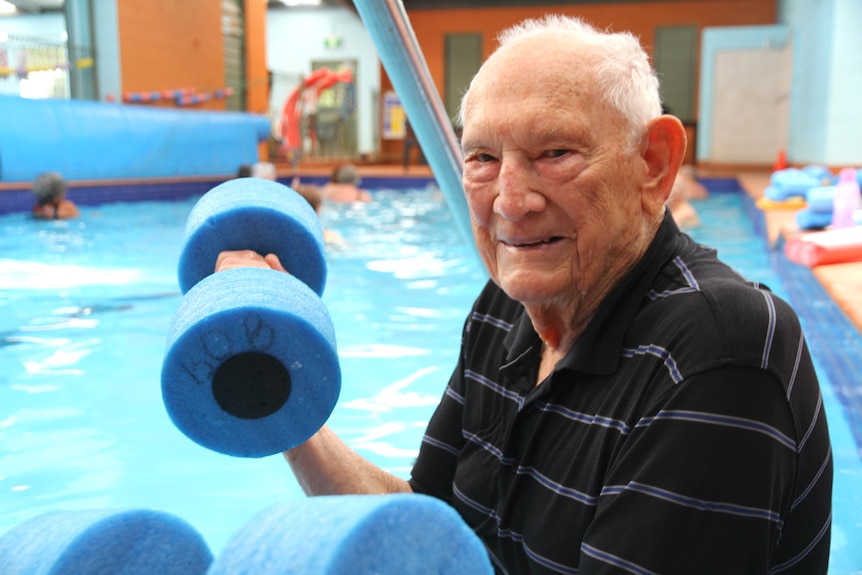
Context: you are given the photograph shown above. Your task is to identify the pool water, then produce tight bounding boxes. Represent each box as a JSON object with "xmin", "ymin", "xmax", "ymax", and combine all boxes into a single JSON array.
[{"xmin": 0, "ymin": 188, "xmax": 860, "ymax": 571}]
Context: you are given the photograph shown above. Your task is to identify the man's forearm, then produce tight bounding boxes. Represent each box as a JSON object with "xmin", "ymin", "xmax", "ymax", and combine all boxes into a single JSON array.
[{"xmin": 283, "ymin": 425, "xmax": 413, "ymax": 496}]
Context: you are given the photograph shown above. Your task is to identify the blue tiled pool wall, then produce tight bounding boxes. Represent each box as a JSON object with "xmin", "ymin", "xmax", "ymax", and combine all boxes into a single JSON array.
[
  {"xmin": 709, "ymin": 179, "xmax": 862, "ymax": 456},
  {"xmin": 0, "ymin": 174, "xmax": 438, "ymax": 216},
  {"xmin": 0, "ymin": 178, "xmax": 225, "ymax": 216}
]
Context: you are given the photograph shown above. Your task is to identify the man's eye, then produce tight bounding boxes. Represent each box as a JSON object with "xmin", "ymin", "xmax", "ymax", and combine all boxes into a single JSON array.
[
  {"xmin": 466, "ymin": 152, "xmax": 497, "ymax": 164},
  {"xmin": 543, "ymin": 149, "xmax": 570, "ymax": 159}
]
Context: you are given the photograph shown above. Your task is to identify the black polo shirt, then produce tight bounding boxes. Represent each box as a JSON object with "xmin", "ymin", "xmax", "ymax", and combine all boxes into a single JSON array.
[{"xmin": 410, "ymin": 213, "xmax": 832, "ymax": 574}]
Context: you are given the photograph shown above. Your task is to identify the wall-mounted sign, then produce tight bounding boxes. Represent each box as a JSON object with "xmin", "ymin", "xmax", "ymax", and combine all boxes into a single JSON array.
[{"xmin": 382, "ymin": 91, "xmax": 405, "ymax": 140}]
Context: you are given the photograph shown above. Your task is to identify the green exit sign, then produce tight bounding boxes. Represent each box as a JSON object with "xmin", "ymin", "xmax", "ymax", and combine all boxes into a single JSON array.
[{"xmin": 324, "ymin": 35, "xmax": 342, "ymax": 49}]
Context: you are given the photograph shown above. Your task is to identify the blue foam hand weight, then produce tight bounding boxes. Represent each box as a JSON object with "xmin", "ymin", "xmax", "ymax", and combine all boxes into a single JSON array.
[
  {"xmin": 162, "ymin": 267, "xmax": 341, "ymax": 458},
  {"xmin": 162, "ymin": 177, "xmax": 340, "ymax": 457},
  {"xmin": 208, "ymin": 494, "xmax": 494, "ymax": 574},
  {"xmin": 0, "ymin": 509, "xmax": 213, "ymax": 574},
  {"xmin": 177, "ymin": 178, "xmax": 327, "ymax": 296}
]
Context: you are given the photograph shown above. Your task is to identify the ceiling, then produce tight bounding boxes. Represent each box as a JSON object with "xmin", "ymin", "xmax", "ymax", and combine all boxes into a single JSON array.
[
  {"xmin": 268, "ymin": 0, "xmax": 691, "ymax": 9},
  {"xmin": 6, "ymin": 0, "xmax": 697, "ymax": 15},
  {"xmin": 3, "ymin": 0, "xmax": 63, "ymax": 13}
]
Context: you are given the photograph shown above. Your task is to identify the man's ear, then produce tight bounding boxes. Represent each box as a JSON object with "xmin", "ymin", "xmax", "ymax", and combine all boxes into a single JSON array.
[{"xmin": 640, "ymin": 115, "xmax": 687, "ymax": 215}]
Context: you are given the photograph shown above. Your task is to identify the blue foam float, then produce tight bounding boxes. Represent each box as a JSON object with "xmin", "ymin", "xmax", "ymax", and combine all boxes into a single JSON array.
[
  {"xmin": 162, "ymin": 266, "xmax": 340, "ymax": 457},
  {"xmin": 0, "ymin": 509, "xmax": 213, "ymax": 574},
  {"xmin": 177, "ymin": 177, "xmax": 326, "ymax": 296},
  {"xmin": 805, "ymin": 185, "xmax": 836, "ymax": 215},
  {"xmin": 208, "ymin": 494, "xmax": 494, "ymax": 574},
  {"xmin": 796, "ymin": 208, "xmax": 834, "ymax": 230},
  {"xmin": 765, "ymin": 166, "xmax": 836, "ymax": 202}
]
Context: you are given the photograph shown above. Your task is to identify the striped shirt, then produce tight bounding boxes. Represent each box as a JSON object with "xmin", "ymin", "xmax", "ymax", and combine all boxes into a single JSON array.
[{"xmin": 409, "ymin": 213, "xmax": 832, "ymax": 574}]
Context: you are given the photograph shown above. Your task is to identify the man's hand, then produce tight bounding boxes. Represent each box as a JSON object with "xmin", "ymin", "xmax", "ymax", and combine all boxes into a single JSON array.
[{"xmin": 215, "ymin": 250, "xmax": 287, "ymax": 273}]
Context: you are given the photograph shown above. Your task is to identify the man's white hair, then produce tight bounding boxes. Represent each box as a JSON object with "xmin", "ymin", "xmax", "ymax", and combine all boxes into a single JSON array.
[{"xmin": 458, "ymin": 15, "xmax": 663, "ymax": 148}]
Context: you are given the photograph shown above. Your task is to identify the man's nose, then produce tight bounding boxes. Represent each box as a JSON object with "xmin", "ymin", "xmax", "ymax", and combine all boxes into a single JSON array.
[{"xmin": 494, "ymin": 156, "xmax": 544, "ymax": 220}]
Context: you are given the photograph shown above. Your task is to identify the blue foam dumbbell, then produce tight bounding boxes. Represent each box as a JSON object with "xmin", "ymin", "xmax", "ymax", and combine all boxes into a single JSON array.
[
  {"xmin": 0, "ymin": 509, "xmax": 213, "ymax": 574},
  {"xmin": 161, "ymin": 178, "xmax": 340, "ymax": 458},
  {"xmin": 208, "ymin": 494, "xmax": 494, "ymax": 574}
]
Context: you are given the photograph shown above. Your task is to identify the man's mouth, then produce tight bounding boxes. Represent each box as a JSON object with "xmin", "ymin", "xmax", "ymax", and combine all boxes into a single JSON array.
[{"xmin": 507, "ymin": 237, "xmax": 562, "ymax": 248}]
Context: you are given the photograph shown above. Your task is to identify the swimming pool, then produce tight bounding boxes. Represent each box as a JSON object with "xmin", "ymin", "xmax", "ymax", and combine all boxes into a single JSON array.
[{"xmin": 0, "ymin": 186, "xmax": 859, "ymax": 572}]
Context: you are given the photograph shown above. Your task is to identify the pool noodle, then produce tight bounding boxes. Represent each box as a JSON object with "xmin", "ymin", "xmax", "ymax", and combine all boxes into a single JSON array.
[
  {"xmin": 352, "ymin": 0, "xmax": 482, "ymax": 270},
  {"xmin": 208, "ymin": 494, "xmax": 494, "ymax": 574},
  {"xmin": 0, "ymin": 509, "xmax": 213, "ymax": 574}
]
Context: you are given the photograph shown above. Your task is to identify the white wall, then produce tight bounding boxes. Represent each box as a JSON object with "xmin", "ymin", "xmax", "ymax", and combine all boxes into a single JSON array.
[
  {"xmin": 266, "ymin": 7, "xmax": 380, "ymax": 156},
  {"xmin": 0, "ymin": 12, "xmax": 65, "ymax": 38},
  {"xmin": 0, "ymin": 13, "xmax": 67, "ymax": 97},
  {"xmin": 824, "ymin": 0, "xmax": 862, "ymax": 165}
]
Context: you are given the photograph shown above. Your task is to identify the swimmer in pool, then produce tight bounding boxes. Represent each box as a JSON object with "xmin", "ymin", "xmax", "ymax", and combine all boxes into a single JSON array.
[
  {"xmin": 291, "ymin": 176, "xmax": 347, "ymax": 248},
  {"xmin": 321, "ymin": 163, "xmax": 372, "ymax": 203},
  {"xmin": 31, "ymin": 172, "xmax": 79, "ymax": 220}
]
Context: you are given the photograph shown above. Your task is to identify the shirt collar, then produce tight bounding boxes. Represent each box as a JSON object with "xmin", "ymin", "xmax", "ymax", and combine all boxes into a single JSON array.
[{"xmin": 502, "ymin": 212, "xmax": 683, "ymax": 377}]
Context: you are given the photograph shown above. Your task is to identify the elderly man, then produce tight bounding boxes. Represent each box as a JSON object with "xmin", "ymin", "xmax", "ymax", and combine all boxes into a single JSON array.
[{"xmin": 217, "ymin": 15, "xmax": 832, "ymax": 575}]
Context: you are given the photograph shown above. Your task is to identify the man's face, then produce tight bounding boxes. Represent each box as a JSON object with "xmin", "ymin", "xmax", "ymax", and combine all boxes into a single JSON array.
[{"xmin": 460, "ymin": 35, "xmax": 650, "ymax": 312}]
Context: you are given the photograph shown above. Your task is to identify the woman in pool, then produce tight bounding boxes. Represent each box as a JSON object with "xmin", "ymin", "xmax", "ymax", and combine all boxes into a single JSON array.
[
  {"xmin": 321, "ymin": 163, "xmax": 372, "ymax": 203},
  {"xmin": 31, "ymin": 172, "xmax": 79, "ymax": 220}
]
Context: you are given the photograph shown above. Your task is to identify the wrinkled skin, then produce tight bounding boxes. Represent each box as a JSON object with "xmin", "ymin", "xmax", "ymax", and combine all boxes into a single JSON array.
[{"xmin": 460, "ymin": 31, "xmax": 685, "ymax": 371}]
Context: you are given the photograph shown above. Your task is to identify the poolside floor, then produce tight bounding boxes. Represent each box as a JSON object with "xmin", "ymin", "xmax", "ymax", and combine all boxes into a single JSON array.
[{"xmin": 736, "ymin": 171, "xmax": 862, "ymax": 336}]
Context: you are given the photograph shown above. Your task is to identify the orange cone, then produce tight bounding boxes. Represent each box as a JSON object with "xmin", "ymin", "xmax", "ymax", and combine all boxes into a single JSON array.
[{"xmin": 773, "ymin": 149, "xmax": 788, "ymax": 172}]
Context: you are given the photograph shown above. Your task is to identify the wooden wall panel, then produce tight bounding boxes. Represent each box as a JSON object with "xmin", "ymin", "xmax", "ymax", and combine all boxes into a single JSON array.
[
  {"xmin": 117, "ymin": 0, "xmax": 226, "ymax": 111},
  {"xmin": 404, "ymin": 1, "xmax": 777, "ymax": 97},
  {"xmin": 383, "ymin": 0, "xmax": 777, "ymax": 163},
  {"xmin": 244, "ymin": 0, "xmax": 269, "ymax": 116}
]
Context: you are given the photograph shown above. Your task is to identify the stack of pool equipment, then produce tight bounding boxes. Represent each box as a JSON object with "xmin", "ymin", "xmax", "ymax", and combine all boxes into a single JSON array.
[
  {"xmin": 762, "ymin": 165, "xmax": 862, "ymax": 231},
  {"xmin": 785, "ymin": 168, "xmax": 862, "ymax": 267},
  {"xmin": 763, "ymin": 165, "xmax": 835, "ymax": 204},
  {"xmin": 762, "ymin": 165, "xmax": 834, "ymax": 229},
  {"xmin": 0, "ymin": 178, "xmax": 494, "ymax": 574}
]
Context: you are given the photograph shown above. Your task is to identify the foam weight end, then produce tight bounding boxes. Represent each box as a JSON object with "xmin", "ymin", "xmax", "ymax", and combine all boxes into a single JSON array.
[
  {"xmin": 0, "ymin": 509, "xmax": 213, "ymax": 574},
  {"xmin": 177, "ymin": 178, "xmax": 326, "ymax": 296},
  {"xmin": 795, "ymin": 208, "xmax": 833, "ymax": 230},
  {"xmin": 805, "ymin": 185, "xmax": 836, "ymax": 215},
  {"xmin": 162, "ymin": 267, "xmax": 341, "ymax": 458},
  {"xmin": 208, "ymin": 494, "xmax": 494, "ymax": 575}
]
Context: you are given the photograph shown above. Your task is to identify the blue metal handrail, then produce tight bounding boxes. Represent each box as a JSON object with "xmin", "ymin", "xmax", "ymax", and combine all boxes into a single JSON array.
[{"xmin": 352, "ymin": 0, "xmax": 479, "ymax": 264}]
